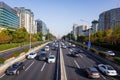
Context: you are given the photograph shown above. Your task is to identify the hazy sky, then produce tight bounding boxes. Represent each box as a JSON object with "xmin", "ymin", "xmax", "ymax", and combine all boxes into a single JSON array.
[{"xmin": 1, "ymin": 0, "xmax": 120, "ymax": 37}]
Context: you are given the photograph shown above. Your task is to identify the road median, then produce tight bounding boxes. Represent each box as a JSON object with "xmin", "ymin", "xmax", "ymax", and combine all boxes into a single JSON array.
[{"xmin": 60, "ymin": 45, "xmax": 67, "ymax": 80}]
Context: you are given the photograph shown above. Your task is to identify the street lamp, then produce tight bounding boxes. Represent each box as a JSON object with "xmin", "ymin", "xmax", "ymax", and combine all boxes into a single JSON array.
[
  {"xmin": 80, "ymin": 19, "xmax": 92, "ymax": 49},
  {"xmin": 30, "ymin": 23, "xmax": 32, "ymax": 50}
]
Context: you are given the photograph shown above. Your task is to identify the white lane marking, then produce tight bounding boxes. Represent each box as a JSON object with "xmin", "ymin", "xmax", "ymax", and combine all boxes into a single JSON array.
[
  {"xmin": 41, "ymin": 62, "xmax": 46, "ymax": 72},
  {"xmin": 74, "ymin": 60, "xmax": 80, "ymax": 68},
  {"xmin": 79, "ymin": 54, "xmax": 83, "ymax": 58},
  {"xmin": 0, "ymin": 74, "xmax": 5, "ymax": 78},
  {"xmin": 25, "ymin": 61, "xmax": 34, "ymax": 71},
  {"xmin": 101, "ymin": 75, "xmax": 106, "ymax": 80}
]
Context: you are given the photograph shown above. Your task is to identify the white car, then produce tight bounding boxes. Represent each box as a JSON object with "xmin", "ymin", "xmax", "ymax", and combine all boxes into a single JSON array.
[
  {"xmin": 45, "ymin": 46, "xmax": 50, "ymax": 51},
  {"xmin": 106, "ymin": 51, "xmax": 115, "ymax": 56},
  {"xmin": 98, "ymin": 64, "xmax": 117, "ymax": 76},
  {"xmin": 48, "ymin": 54, "xmax": 56, "ymax": 63},
  {"xmin": 27, "ymin": 52, "xmax": 37, "ymax": 59}
]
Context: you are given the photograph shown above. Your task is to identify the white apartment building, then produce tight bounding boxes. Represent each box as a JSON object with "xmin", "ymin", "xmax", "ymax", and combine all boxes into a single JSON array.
[{"xmin": 14, "ymin": 7, "xmax": 37, "ymax": 34}]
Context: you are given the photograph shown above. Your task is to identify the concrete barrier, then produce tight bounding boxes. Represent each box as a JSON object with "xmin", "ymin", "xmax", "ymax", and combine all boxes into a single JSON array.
[
  {"xmin": 0, "ymin": 42, "xmax": 50, "ymax": 76},
  {"xmin": 60, "ymin": 45, "xmax": 67, "ymax": 80}
]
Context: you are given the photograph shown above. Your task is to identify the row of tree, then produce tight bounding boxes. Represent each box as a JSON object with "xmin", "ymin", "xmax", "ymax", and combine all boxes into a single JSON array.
[
  {"xmin": 0, "ymin": 27, "xmax": 56, "ymax": 44},
  {"xmin": 63, "ymin": 24, "xmax": 120, "ymax": 51}
]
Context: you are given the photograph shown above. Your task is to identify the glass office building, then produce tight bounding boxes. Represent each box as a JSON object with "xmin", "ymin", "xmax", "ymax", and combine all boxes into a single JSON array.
[{"xmin": 0, "ymin": 2, "xmax": 19, "ymax": 29}]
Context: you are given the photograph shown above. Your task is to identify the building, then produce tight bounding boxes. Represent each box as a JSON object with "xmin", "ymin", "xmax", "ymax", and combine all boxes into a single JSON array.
[
  {"xmin": 0, "ymin": 2, "xmax": 19, "ymax": 29},
  {"xmin": 35, "ymin": 19, "xmax": 49, "ymax": 35},
  {"xmin": 75, "ymin": 25, "xmax": 88, "ymax": 36},
  {"xmin": 91, "ymin": 20, "xmax": 99, "ymax": 34},
  {"xmin": 98, "ymin": 8, "xmax": 120, "ymax": 31},
  {"xmin": 14, "ymin": 7, "xmax": 37, "ymax": 34},
  {"xmin": 73, "ymin": 24, "xmax": 78, "ymax": 36}
]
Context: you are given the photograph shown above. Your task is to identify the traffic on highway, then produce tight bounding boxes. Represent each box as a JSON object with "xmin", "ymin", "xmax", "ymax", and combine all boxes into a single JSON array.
[{"xmin": 0, "ymin": 40, "xmax": 119, "ymax": 80}]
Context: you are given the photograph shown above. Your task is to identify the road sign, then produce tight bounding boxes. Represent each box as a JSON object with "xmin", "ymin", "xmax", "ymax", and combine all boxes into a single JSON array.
[{"xmin": 88, "ymin": 41, "xmax": 91, "ymax": 48}]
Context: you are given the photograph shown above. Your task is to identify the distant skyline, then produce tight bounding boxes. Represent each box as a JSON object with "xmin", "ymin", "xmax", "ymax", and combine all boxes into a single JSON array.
[{"xmin": 1, "ymin": 0, "xmax": 120, "ymax": 37}]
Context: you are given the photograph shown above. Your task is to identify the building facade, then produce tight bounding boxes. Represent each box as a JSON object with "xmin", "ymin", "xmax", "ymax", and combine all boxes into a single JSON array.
[
  {"xmin": 73, "ymin": 24, "xmax": 78, "ymax": 36},
  {"xmin": 35, "ymin": 19, "xmax": 49, "ymax": 35},
  {"xmin": 14, "ymin": 7, "xmax": 36, "ymax": 34},
  {"xmin": 98, "ymin": 8, "xmax": 120, "ymax": 31},
  {"xmin": 0, "ymin": 2, "xmax": 19, "ymax": 29}
]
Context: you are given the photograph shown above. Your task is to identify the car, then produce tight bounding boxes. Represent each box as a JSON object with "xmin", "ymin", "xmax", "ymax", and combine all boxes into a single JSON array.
[
  {"xmin": 62, "ymin": 45, "xmax": 66, "ymax": 49},
  {"xmin": 27, "ymin": 52, "xmax": 37, "ymax": 59},
  {"xmin": 98, "ymin": 64, "xmax": 117, "ymax": 76},
  {"xmin": 72, "ymin": 44, "xmax": 76, "ymax": 47},
  {"xmin": 85, "ymin": 66, "xmax": 100, "ymax": 79},
  {"xmin": 51, "ymin": 46, "xmax": 56, "ymax": 50},
  {"xmin": 105, "ymin": 51, "xmax": 115, "ymax": 56},
  {"xmin": 48, "ymin": 54, "xmax": 56, "ymax": 63},
  {"xmin": 45, "ymin": 46, "xmax": 50, "ymax": 51},
  {"xmin": 71, "ymin": 51, "xmax": 79, "ymax": 57},
  {"xmin": 6, "ymin": 62, "xmax": 25, "ymax": 75},
  {"xmin": 38, "ymin": 53, "xmax": 47, "ymax": 60}
]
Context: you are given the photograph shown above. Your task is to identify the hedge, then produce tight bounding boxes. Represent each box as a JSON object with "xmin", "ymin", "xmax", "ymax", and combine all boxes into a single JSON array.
[
  {"xmin": 114, "ymin": 57, "xmax": 120, "ymax": 64},
  {"xmin": 99, "ymin": 51, "xmax": 107, "ymax": 57},
  {"xmin": 90, "ymin": 48, "xmax": 97, "ymax": 53},
  {"xmin": 0, "ymin": 58, "xmax": 5, "ymax": 64}
]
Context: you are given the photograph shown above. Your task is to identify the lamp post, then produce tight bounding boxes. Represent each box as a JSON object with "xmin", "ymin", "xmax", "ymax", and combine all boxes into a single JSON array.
[
  {"xmin": 88, "ymin": 28, "xmax": 91, "ymax": 49},
  {"xmin": 80, "ymin": 19, "xmax": 91, "ymax": 49},
  {"xmin": 30, "ymin": 23, "xmax": 32, "ymax": 50}
]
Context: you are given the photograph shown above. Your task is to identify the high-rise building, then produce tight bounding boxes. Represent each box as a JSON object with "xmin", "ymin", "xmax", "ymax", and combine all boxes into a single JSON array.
[
  {"xmin": 0, "ymin": 2, "xmax": 19, "ymax": 29},
  {"xmin": 14, "ymin": 7, "xmax": 36, "ymax": 34},
  {"xmin": 98, "ymin": 8, "xmax": 120, "ymax": 31},
  {"xmin": 76, "ymin": 25, "xmax": 88, "ymax": 36},
  {"xmin": 73, "ymin": 24, "xmax": 78, "ymax": 36},
  {"xmin": 35, "ymin": 19, "xmax": 49, "ymax": 35}
]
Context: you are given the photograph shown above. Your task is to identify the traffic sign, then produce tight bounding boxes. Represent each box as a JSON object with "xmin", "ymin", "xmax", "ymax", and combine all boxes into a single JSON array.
[{"xmin": 88, "ymin": 41, "xmax": 91, "ymax": 48}]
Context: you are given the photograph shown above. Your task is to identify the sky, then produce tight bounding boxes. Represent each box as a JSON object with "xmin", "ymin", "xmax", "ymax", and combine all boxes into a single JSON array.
[{"xmin": 0, "ymin": 0, "xmax": 120, "ymax": 37}]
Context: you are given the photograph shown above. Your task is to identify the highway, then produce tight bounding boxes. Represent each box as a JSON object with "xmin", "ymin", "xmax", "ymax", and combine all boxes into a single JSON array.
[
  {"xmin": 61, "ymin": 43, "xmax": 120, "ymax": 80},
  {"xmin": 0, "ymin": 41, "xmax": 120, "ymax": 80},
  {"xmin": 0, "ymin": 44, "xmax": 60, "ymax": 80}
]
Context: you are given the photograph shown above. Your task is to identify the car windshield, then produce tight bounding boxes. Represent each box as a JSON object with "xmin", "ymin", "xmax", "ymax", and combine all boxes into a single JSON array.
[
  {"xmin": 12, "ymin": 64, "xmax": 19, "ymax": 68},
  {"xmin": 49, "ymin": 57, "xmax": 54, "ymax": 59},
  {"xmin": 107, "ymin": 65, "xmax": 114, "ymax": 70},
  {"xmin": 30, "ymin": 53, "xmax": 35, "ymax": 55}
]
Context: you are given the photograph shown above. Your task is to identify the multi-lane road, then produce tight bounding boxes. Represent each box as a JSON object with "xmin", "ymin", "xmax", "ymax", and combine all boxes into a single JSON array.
[
  {"xmin": 0, "ymin": 45, "xmax": 60, "ymax": 80},
  {"xmin": 0, "ymin": 41, "xmax": 120, "ymax": 80},
  {"xmin": 62, "ymin": 45, "xmax": 119, "ymax": 80}
]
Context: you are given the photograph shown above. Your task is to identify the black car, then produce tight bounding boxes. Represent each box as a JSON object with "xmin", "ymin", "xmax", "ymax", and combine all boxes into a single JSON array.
[
  {"xmin": 38, "ymin": 51, "xmax": 47, "ymax": 61},
  {"xmin": 71, "ymin": 51, "xmax": 79, "ymax": 57},
  {"xmin": 6, "ymin": 62, "xmax": 25, "ymax": 75}
]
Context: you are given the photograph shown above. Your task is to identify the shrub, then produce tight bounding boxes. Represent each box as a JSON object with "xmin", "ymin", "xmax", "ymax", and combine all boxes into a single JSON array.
[
  {"xmin": 90, "ymin": 48, "xmax": 97, "ymax": 53},
  {"xmin": 13, "ymin": 52, "xmax": 20, "ymax": 57},
  {"xmin": 84, "ymin": 46, "xmax": 88, "ymax": 49},
  {"xmin": 23, "ymin": 49, "xmax": 29, "ymax": 53},
  {"xmin": 99, "ymin": 51, "xmax": 107, "ymax": 57},
  {"xmin": 0, "ymin": 58, "xmax": 5, "ymax": 64},
  {"xmin": 114, "ymin": 57, "xmax": 120, "ymax": 64}
]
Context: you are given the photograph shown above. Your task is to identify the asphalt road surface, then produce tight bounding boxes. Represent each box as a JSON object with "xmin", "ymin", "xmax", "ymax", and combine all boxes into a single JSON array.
[
  {"xmin": 0, "ymin": 45, "xmax": 60, "ymax": 80},
  {"xmin": 61, "ymin": 44, "xmax": 119, "ymax": 80}
]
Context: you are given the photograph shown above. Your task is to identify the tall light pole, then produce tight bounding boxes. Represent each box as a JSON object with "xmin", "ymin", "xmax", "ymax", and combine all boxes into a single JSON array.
[
  {"xmin": 30, "ymin": 22, "xmax": 32, "ymax": 50},
  {"xmin": 80, "ymin": 19, "xmax": 91, "ymax": 49}
]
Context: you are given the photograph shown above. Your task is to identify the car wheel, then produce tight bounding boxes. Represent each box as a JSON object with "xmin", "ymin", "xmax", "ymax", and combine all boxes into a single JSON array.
[{"xmin": 16, "ymin": 71, "xmax": 20, "ymax": 75}]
